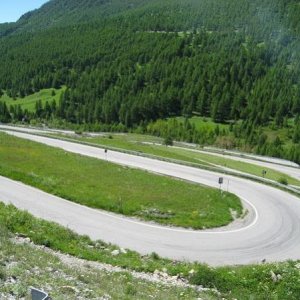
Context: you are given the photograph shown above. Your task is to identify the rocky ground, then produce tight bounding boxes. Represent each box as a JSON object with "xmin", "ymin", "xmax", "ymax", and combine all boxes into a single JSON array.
[{"xmin": 0, "ymin": 234, "xmax": 218, "ymax": 300}]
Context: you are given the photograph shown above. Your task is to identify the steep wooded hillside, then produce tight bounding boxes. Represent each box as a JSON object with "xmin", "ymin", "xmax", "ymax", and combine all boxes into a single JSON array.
[{"xmin": 0, "ymin": 0, "xmax": 300, "ymax": 161}]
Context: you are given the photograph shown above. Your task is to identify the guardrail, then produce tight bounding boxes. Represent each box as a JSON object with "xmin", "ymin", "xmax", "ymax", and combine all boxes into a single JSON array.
[{"xmin": 31, "ymin": 288, "xmax": 50, "ymax": 300}]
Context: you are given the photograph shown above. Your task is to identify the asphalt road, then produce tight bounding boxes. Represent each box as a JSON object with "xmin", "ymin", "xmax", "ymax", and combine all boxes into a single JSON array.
[
  {"xmin": 202, "ymin": 147, "xmax": 299, "ymax": 167},
  {"xmin": 2, "ymin": 124, "xmax": 299, "ymax": 181},
  {"xmin": 198, "ymin": 149, "xmax": 300, "ymax": 181},
  {"xmin": 1, "ymin": 128, "xmax": 300, "ymax": 266},
  {"xmin": 169, "ymin": 144, "xmax": 300, "ymax": 182},
  {"xmin": 0, "ymin": 124, "xmax": 103, "ymax": 137}
]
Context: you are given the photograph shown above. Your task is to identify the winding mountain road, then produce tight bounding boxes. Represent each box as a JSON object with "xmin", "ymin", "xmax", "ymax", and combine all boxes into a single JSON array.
[
  {"xmin": 198, "ymin": 149, "xmax": 300, "ymax": 181},
  {"xmin": 1, "ymin": 127, "xmax": 300, "ymax": 266}
]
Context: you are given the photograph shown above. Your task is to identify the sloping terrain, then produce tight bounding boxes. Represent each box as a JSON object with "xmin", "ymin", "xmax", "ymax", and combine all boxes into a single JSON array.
[{"xmin": 0, "ymin": 0, "xmax": 299, "ymax": 163}]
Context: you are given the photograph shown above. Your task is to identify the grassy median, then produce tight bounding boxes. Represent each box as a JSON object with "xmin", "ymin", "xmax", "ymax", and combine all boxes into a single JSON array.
[
  {"xmin": 0, "ymin": 132, "xmax": 242, "ymax": 229},
  {"xmin": 58, "ymin": 133, "xmax": 300, "ymax": 186}
]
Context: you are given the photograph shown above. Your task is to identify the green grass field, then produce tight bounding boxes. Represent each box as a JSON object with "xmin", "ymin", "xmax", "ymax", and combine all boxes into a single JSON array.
[
  {"xmin": 0, "ymin": 87, "xmax": 65, "ymax": 112},
  {"xmin": 176, "ymin": 116, "xmax": 230, "ymax": 132},
  {"xmin": 167, "ymin": 116, "xmax": 297, "ymax": 146},
  {"xmin": 0, "ymin": 132, "xmax": 242, "ymax": 229},
  {"xmin": 57, "ymin": 132, "xmax": 300, "ymax": 186}
]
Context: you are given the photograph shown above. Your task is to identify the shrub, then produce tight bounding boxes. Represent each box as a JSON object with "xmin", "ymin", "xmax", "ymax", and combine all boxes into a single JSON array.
[
  {"xmin": 278, "ymin": 177, "xmax": 288, "ymax": 185},
  {"xmin": 0, "ymin": 267, "xmax": 6, "ymax": 281},
  {"xmin": 150, "ymin": 252, "xmax": 160, "ymax": 260},
  {"xmin": 164, "ymin": 135, "xmax": 173, "ymax": 146}
]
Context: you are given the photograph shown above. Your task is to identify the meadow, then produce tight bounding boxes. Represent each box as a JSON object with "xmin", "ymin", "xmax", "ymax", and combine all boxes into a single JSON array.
[
  {"xmin": 0, "ymin": 132, "xmax": 242, "ymax": 229},
  {"xmin": 0, "ymin": 87, "xmax": 65, "ymax": 112}
]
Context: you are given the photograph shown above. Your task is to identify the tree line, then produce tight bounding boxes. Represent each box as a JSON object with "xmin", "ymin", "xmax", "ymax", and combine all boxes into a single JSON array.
[{"xmin": 0, "ymin": 0, "xmax": 299, "ymax": 162}]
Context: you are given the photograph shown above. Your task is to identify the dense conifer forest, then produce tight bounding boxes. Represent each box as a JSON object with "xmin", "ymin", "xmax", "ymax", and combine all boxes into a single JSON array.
[{"xmin": 0, "ymin": 0, "xmax": 300, "ymax": 162}]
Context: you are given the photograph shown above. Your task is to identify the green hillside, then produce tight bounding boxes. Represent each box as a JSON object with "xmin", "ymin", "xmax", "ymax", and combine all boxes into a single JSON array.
[
  {"xmin": 2, "ymin": 0, "xmax": 300, "ymax": 36},
  {"xmin": 0, "ymin": 0, "xmax": 299, "ymax": 162},
  {"xmin": 0, "ymin": 87, "xmax": 64, "ymax": 112}
]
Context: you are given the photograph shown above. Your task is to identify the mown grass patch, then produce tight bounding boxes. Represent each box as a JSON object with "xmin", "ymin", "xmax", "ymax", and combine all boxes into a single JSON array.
[
  {"xmin": 0, "ymin": 87, "xmax": 65, "ymax": 112},
  {"xmin": 175, "ymin": 116, "xmax": 230, "ymax": 132},
  {"xmin": 0, "ymin": 132, "xmax": 242, "ymax": 229}
]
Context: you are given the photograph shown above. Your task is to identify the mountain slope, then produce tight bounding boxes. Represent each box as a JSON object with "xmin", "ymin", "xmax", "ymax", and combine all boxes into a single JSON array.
[
  {"xmin": 0, "ymin": 0, "xmax": 299, "ymax": 162},
  {"xmin": 1, "ymin": 0, "xmax": 298, "ymax": 37},
  {"xmin": 0, "ymin": 0, "xmax": 150, "ymax": 36}
]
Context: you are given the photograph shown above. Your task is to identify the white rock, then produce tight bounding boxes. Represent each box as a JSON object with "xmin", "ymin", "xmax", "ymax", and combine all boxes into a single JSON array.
[
  {"xmin": 120, "ymin": 248, "xmax": 127, "ymax": 254},
  {"xmin": 270, "ymin": 271, "xmax": 277, "ymax": 282},
  {"xmin": 61, "ymin": 286, "xmax": 79, "ymax": 294},
  {"xmin": 277, "ymin": 274, "xmax": 282, "ymax": 281},
  {"xmin": 8, "ymin": 277, "xmax": 17, "ymax": 284},
  {"xmin": 111, "ymin": 250, "xmax": 120, "ymax": 256},
  {"xmin": 46, "ymin": 267, "xmax": 54, "ymax": 272}
]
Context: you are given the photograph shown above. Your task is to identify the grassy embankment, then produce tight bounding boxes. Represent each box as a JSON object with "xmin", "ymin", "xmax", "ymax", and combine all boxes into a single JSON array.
[
  {"xmin": 0, "ymin": 203, "xmax": 299, "ymax": 300},
  {"xmin": 0, "ymin": 132, "xmax": 242, "ymax": 229},
  {"xmin": 54, "ymin": 132, "xmax": 300, "ymax": 186},
  {"xmin": 0, "ymin": 208, "xmax": 204, "ymax": 300},
  {"xmin": 0, "ymin": 87, "xmax": 65, "ymax": 112}
]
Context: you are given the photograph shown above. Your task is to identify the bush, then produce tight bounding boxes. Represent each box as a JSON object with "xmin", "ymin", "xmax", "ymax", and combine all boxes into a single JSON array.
[
  {"xmin": 164, "ymin": 135, "xmax": 173, "ymax": 146},
  {"xmin": 150, "ymin": 252, "xmax": 160, "ymax": 260},
  {"xmin": 0, "ymin": 267, "xmax": 6, "ymax": 281},
  {"xmin": 190, "ymin": 265, "xmax": 218, "ymax": 288},
  {"xmin": 190, "ymin": 265, "xmax": 237, "ymax": 292},
  {"xmin": 278, "ymin": 177, "xmax": 288, "ymax": 185}
]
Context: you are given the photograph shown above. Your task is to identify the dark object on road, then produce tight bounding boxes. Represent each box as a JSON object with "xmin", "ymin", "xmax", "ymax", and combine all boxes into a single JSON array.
[{"xmin": 31, "ymin": 288, "xmax": 50, "ymax": 300}]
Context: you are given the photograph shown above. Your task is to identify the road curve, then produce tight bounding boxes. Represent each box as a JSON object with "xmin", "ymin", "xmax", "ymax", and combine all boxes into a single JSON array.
[
  {"xmin": 199, "ymin": 149, "xmax": 300, "ymax": 181},
  {"xmin": 1, "ymin": 129, "xmax": 300, "ymax": 266},
  {"xmin": 2, "ymin": 124, "xmax": 299, "ymax": 181}
]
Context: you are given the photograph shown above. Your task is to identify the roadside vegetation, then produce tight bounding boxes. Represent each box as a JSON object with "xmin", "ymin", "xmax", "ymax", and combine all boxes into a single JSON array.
[
  {"xmin": 48, "ymin": 131, "xmax": 300, "ymax": 186},
  {"xmin": 0, "ymin": 203, "xmax": 299, "ymax": 300},
  {"xmin": 146, "ymin": 117, "xmax": 300, "ymax": 165},
  {"xmin": 49, "ymin": 131, "xmax": 211, "ymax": 167},
  {"xmin": 0, "ymin": 132, "xmax": 242, "ymax": 229},
  {"xmin": 0, "ymin": 209, "xmax": 205, "ymax": 299}
]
